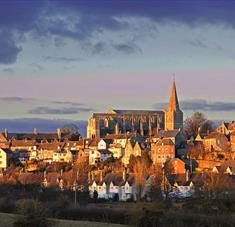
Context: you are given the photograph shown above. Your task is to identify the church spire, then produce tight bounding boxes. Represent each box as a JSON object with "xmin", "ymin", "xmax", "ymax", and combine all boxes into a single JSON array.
[{"xmin": 168, "ymin": 79, "xmax": 179, "ymax": 111}]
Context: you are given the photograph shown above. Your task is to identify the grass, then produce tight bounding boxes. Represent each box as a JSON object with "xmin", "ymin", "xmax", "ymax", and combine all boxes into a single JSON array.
[{"xmin": 0, "ymin": 212, "xmax": 129, "ymax": 227}]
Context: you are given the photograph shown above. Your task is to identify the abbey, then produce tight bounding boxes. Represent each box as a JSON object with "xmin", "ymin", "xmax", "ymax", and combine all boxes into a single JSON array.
[{"xmin": 87, "ymin": 80, "xmax": 183, "ymax": 139}]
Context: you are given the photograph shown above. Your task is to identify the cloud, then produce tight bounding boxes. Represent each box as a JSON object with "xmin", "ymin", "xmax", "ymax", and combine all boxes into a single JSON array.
[
  {"xmin": 52, "ymin": 101, "xmax": 84, "ymax": 106},
  {"xmin": 3, "ymin": 67, "xmax": 15, "ymax": 73},
  {"xmin": 0, "ymin": 97, "xmax": 32, "ymax": 102},
  {"xmin": 154, "ymin": 99, "xmax": 235, "ymax": 112},
  {"xmin": 186, "ymin": 39, "xmax": 208, "ymax": 49},
  {"xmin": 92, "ymin": 42, "xmax": 106, "ymax": 55},
  {"xmin": 1, "ymin": 1, "xmax": 235, "ymax": 64},
  {"xmin": 0, "ymin": 31, "xmax": 22, "ymax": 64},
  {"xmin": 113, "ymin": 42, "xmax": 142, "ymax": 54},
  {"xmin": 28, "ymin": 106, "xmax": 94, "ymax": 115},
  {"xmin": 43, "ymin": 56, "xmax": 84, "ymax": 62}
]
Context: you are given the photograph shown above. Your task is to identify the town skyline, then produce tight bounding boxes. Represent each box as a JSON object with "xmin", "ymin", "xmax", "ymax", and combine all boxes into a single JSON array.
[{"xmin": 0, "ymin": 1, "xmax": 235, "ymax": 121}]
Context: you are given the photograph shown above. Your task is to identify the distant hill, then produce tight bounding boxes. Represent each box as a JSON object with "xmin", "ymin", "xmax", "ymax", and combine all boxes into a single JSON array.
[{"xmin": 0, "ymin": 118, "xmax": 87, "ymax": 138}]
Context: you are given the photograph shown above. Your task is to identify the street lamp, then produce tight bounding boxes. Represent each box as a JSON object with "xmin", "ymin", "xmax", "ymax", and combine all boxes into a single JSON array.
[{"xmin": 73, "ymin": 180, "xmax": 78, "ymax": 207}]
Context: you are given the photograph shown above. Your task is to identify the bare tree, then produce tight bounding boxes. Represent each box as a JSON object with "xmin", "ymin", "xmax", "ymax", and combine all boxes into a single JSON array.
[
  {"xmin": 133, "ymin": 156, "xmax": 152, "ymax": 201},
  {"xmin": 203, "ymin": 172, "xmax": 233, "ymax": 199},
  {"xmin": 184, "ymin": 112, "xmax": 214, "ymax": 138}
]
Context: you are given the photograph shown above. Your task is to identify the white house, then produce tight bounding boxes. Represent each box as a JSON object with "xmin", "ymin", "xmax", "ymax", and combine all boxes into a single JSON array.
[{"xmin": 89, "ymin": 181, "xmax": 108, "ymax": 199}]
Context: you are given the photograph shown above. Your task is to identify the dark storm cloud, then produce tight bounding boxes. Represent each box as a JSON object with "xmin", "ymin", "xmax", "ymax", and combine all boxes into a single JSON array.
[
  {"xmin": 1, "ymin": 0, "xmax": 235, "ymax": 64},
  {"xmin": 0, "ymin": 31, "xmax": 22, "ymax": 64},
  {"xmin": 29, "ymin": 106, "xmax": 94, "ymax": 115},
  {"xmin": 154, "ymin": 99, "xmax": 235, "ymax": 111}
]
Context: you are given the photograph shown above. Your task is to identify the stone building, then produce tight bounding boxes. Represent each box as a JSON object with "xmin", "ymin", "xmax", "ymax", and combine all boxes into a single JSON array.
[{"xmin": 87, "ymin": 80, "xmax": 183, "ymax": 138}]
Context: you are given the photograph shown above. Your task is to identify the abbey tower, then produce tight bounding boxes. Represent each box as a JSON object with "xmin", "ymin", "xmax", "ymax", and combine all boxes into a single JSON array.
[{"xmin": 164, "ymin": 80, "xmax": 183, "ymax": 130}]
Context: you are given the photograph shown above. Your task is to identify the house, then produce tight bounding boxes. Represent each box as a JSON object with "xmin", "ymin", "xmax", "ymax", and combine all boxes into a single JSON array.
[
  {"xmin": 212, "ymin": 160, "xmax": 235, "ymax": 175},
  {"xmin": 167, "ymin": 173, "xmax": 194, "ymax": 199},
  {"xmin": 151, "ymin": 138, "xmax": 175, "ymax": 165},
  {"xmin": 119, "ymin": 175, "xmax": 136, "ymax": 201},
  {"xmin": 64, "ymin": 140, "xmax": 85, "ymax": 151},
  {"xmin": 37, "ymin": 142, "xmax": 65, "ymax": 163},
  {"xmin": 10, "ymin": 139, "xmax": 37, "ymax": 151},
  {"xmin": 97, "ymin": 139, "xmax": 113, "ymax": 150},
  {"xmin": 89, "ymin": 150, "xmax": 101, "ymax": 165},
  {"xmin": 216, "ymin": 121, "xmax": 235, "ymax": 135},
  {"xmin": 151, "ymin": 129, "xmax": 185, "ymax": 149},
  {"xmin": 230, "ymin": 131, "xmax": 235, "ymax": 151},
  {"xmin": 89, "ymin": 172, "xmax": 108, "ymax": 199},
  {"xmin": 53, "ymin": 150, "xmax": 73, "ymax": 163},
  {"xmin": 109, "ymin": 143, "xmax": 124, "ymax": 158},
  {"xmin": 203, "ymin": 132, "xmax": 229, "ymax": 151},
  {"xmin": 166, "ymin": 158, "xmax": 186, "ymax": 174},
  {"xmin": 76, "ymin": 148, "xmax": 89, "ymax": 164},
  {"xmin": 0, "ymin": 148, "xmax": 13, "ymax": 169},
  {"xmin": 0, "ymin": 132, "xmax": 10, "ymax": 149},
  {"xmin": 122, "ymin": 140, "xmax": 142, "ymax": 165},
  {"xmin": 89, "ymin": 171, "xmax": 136, "ymax": 201}
]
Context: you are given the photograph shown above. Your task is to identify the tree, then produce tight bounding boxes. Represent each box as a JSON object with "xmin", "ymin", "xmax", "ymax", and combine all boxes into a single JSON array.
[
  {"xmin": 184, "ymin": 112, "xmax": 214, "ymax": 138},
  {"xmin": 133, "ymin": 155, "xmax": 152, "ymax": 201},
  {"xmin": 203, "ymin": 172, "xmax": 233, "ymax": 199},
  {"xmin": 61, "ymin": 124, "xmax": 82, "ymax": 140}
]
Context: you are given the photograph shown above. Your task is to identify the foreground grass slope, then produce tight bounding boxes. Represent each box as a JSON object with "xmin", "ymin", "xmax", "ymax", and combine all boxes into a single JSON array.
[{"xmin": 0, "ymin": 212, "xmax": 129, "ymax": 227}]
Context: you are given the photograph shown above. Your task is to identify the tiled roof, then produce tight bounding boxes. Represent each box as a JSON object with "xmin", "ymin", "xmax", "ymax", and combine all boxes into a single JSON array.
[
  {"xmin": 155, "ymin": 138, "xmax": 175, "ymax": 146},
  {"xmin": 154, "ymin": 129, "xmax": 180, "ymax": 138}
]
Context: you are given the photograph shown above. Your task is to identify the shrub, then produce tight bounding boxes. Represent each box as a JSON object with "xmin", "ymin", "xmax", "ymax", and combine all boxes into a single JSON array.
[{"xmin": 14, "ymin": 199, "xmax": 52, "ymax": 227}]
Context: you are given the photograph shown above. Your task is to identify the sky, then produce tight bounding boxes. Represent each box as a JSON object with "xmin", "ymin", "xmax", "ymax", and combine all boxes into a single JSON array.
[{"xmin": 1, "ymin": 0, "xmax": 235, "ymax": 123}]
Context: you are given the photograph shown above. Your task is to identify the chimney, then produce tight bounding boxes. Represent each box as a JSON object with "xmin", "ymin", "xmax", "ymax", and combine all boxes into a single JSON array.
[
  {"xmin": 88, "ymin": 172, "xmax": 91, "ymax": 184},
  {"xmin": 186, "ymin": 170, "xmax": 189, "ymax": 182},
  {"xmin": 122, "ymin": 168, "xmax": 126, "ymax": 181},
  {"xmin": 100, "ymin": 171, "xmax": 103, "ymax": 183},
  {"xmin": 43, "ymin": 170, "xmax": 47, "ymax": 178},
  {"xmin": 4, "ymin": 128, "xmax": 8, "ymax": 138},
  {"xmin": 91, "ymin": 172, "xmax": 94, "ymax": 182},
  {"xmin": 148, "ymin": 116, "xmax": 152, "ymax": 136},
  {"xmin": 83, "ymin": 139, "xmax": 86, "ymax": 149},
  {"xmin": 140, "ymin": 119, "xmax": 144, "ymax": 136},
  {"xmin": 34, "ymin": 128, "xmax": 38, "ymax": 135},
  {"xmin": 115, "ymin": 123, "xmax": 119, "ymax": 135},
  {"xmin": 57, "ymin": 128, "xmax": 61, "ymax": 140},
  {"xmin": 60, "ymin": 168, "xmax": 63, "ymax": 177}
]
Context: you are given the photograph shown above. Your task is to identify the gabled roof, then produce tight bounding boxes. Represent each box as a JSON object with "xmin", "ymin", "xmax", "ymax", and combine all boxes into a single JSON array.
[
  {"xmin": 204, "ymin": 132, "xmax": 221, "ymax": 139},
  {"xmin": 0, "ymin": 148, "xmax": 13, "ymax": 154},
  {"xmin": 154, "ymin": 129, "xmax": 180, "ymax": 138},
  {"xmin": 155, "ymin": 138, "xmax": 175, "ymax": 146},
  {"xmin": 98, "ymin": 149, "xmax": 112, "ymax": 155},
  {"xmin": 38, "ymin": 142, "xmax": 65, "ymax": 151},
  {"xmin": 11, "ymin": 139, "xmax": 36, "ymax": 147},
  {"xmin": 0, "ymin": 133, "xmax": 7, "ymax": 142},
  {"xmin": 167, "ymin": 174, "xmax": 191, "ymax": 186},
  {"xmin": 110, "ymin": 109, "xmax": 164, "ymax": 115}
]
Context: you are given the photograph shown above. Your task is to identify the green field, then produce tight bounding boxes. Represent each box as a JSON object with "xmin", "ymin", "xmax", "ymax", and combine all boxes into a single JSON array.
[{"xmin": 0, "ymin": 212, "xmax": 129, "ymax": 227}]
